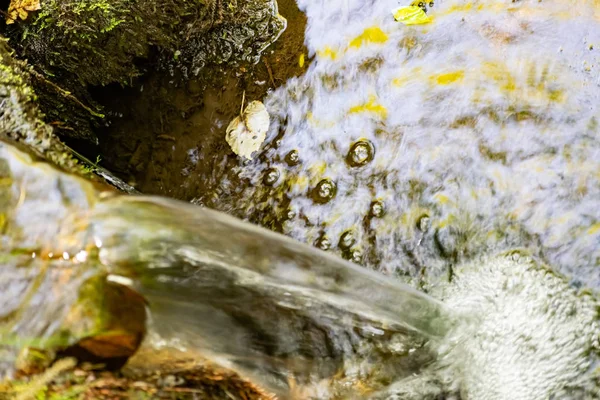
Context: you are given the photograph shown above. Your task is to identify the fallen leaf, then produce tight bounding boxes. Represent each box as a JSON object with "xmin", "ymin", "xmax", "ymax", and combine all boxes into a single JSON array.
[
  {"xmin": 392, "ymin": 6, "xmax": 431, "ymax": 25},
  {"xmin": 243, "ymin": 101, "xmax": 270, "ymax": 138},
  {"xmin": 6, "ymin": 0, "xmax": 41, "ymax": 24},
  {"xmin": 226, "ymin": 100, "xmax": 270, "ymax": 160}
]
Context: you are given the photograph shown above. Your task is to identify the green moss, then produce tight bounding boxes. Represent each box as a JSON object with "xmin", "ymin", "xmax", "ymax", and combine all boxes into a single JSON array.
[
  {"xmin": 9, "ymin": 0, "xmax": 286, "ymax": 86},
  {"xmin": 0, "ymin": 37, "xmax": 79, "ymax": 171},
  {"xmin": 0, "ymin": 36, "xmax": 134, "ymax": 191}
]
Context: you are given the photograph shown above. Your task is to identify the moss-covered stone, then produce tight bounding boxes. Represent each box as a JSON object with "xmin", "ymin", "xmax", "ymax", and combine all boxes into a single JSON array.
[
  {"xmin": 0, "ymin": 36, "xmax": 134, "ymax": 190},
  {"xmin": 4, "ymin": 0, "xmax": 286, "ymax": 86},
  {"xmin": 57, "ymin": 275, "xmax": 147, "ymax": 369},
  {"xmin": 0, "ymin": 36, "xmax": 82, "ymax": 171}
]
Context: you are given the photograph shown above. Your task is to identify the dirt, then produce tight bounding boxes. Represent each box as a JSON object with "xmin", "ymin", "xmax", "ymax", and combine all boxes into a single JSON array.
[
  {"xmin": 1, "ymin": 349, "xmax": 276, "ymax": 400},
  {"xmin": 79, "ymin": 0, "xmax": 308, "ymax": 204}
]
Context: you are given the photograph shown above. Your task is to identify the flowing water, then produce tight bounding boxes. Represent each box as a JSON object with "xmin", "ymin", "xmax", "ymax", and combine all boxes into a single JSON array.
[
  {"xmin": 2, "ymin": 0, "xmax": 600, "ymax": 399},
  {"xmin": 1, "ymin": 138, "xmax": 598, "ymax": 398},
  {"xmin": 160, "ymin": 0, "xmax": 600, "ymax": 397},
  {"xmin": 211, "ymin": 0, "xmax": 600, "ymax": 289}
]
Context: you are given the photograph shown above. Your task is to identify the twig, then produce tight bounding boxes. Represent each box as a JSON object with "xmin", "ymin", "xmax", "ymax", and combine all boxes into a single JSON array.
[
  {"xmin": 29, "ymin": 69, "xmax": 105, "ymax": 119},
  {"xmin": 262, "ymin": 57, "xmax": 276, "ymax": 87},
  {"xmin": 15, "ymin": 358, "xmax": 77, "ymax": 400},
  {"xmin": 240, "ymin": 90, "xmax": 246, "ymax": 115},
  {"xmin": 162, "ymin": 387, "xmax": 205, "ymax": 393}
]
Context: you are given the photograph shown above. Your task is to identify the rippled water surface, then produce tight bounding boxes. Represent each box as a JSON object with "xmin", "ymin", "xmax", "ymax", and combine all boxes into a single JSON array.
[{"xmin": 208, "ymin": 0, "xmax": 600, "ymax": 291}]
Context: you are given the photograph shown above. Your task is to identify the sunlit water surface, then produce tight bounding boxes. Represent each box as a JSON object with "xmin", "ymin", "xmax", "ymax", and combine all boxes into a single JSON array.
[{"xmin": 199, "ymin": 0, "xmax": 600, "ymax": 397}]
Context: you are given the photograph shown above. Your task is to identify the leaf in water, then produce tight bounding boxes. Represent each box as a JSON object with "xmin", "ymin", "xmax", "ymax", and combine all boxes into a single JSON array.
[
  {"xmin": 225, "ymin": 116, "xmax": 263, "ymax": 161},
  {"xmin": 6, "ymin": 0, "xmax": 41, "ymax": 25},
  {"xmin": 392, "ymin": 6, "xmax": 431, "ymax": 25},
  {"xmin": 226, "ymin": 100, "xmax": 269, "ymax": 160},
  {"xmin": 243, "ymin": 100, "xmax": 270, "ymax": 138}
]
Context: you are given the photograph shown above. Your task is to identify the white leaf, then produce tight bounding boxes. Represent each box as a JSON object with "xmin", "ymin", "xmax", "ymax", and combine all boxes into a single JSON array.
[
  {"xmin": 225, "ymin": 100, "xmax": 270, "ymax": 160},
  {"xmin": 225, "ymin": 116, "xmax": 264, "ymax": 160},
  {"xmin": 243, "ymin": 101, "xmax": 270, "ymax": 137}
]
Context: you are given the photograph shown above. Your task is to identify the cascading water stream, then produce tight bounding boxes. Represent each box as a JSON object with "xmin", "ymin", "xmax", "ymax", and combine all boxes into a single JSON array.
[
  {"xmin": 89, "ymin": 196, "xmax": 456, "ymax": 397},
  {"xmin": 1, "ymin": 140, "xmax": 598, "ymax": 398}
]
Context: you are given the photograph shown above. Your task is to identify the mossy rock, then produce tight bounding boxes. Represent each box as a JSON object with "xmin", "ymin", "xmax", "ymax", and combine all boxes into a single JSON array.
[
  {"xmin": 0, "ymin": 35, "xmax": 83, "ymax": 170},
  {"xmin": 4, "ymin": 0, "xmax": 286, "ymax": 87}
]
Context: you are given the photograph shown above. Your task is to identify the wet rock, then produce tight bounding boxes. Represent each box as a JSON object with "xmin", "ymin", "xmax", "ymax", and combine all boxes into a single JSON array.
[
  {"xmin": 0, "ymin": 37, "xmax": 133, "ymax": 192},
  {"xmin": 0, "ymin": 0, "xmax": 285, "ymax": 144},
  {"xmin": 0, "ymin": 141, "xmax": 142, "ymax": 374},
  {"xmin": 57, "ymin": 276, "xmax": 147, "ymax": 370},
  {"xmin": 3, "ymin": 0, "xmax": 286, "ymax": 87}
]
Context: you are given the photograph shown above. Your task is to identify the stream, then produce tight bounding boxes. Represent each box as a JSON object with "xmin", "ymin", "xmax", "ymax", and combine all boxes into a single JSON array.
[{"xmin": 2, "ymin": 0, "xmax": 600, "ymax": 399}]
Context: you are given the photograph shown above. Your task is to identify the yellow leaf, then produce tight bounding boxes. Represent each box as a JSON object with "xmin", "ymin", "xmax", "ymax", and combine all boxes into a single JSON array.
[
  {"xmin": 6, "ymin": 0, "xmax": 41, "ymax": 24},
  {"xmin": 392, "ymin": 6, "xmax": 432, "ymax": 25},
  {"xmin": 299, "ymin": 53, "xmax": 305, "ymax": 68},
  {"xmin": 350, "ymin": 27, "xmax": 389, "ymax": 48},
  {"xmin": 432, "ymin": 70, "xmax": 465, "ymax": 85},
  {"xmin": 317, "ymin": 46, "xmax": 338, "ymax": 60},
  {"xmin": 349, "ymin": 96, "xmax": 388, "ymax": 119}
]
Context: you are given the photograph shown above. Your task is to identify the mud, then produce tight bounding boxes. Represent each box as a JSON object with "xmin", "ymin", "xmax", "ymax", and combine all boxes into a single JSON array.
[{"xmin": 2, "ymin": 349, "xmax": 274, "ymax": 400}]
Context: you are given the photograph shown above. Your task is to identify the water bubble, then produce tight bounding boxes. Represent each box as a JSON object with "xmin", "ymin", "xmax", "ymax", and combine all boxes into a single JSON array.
[
  {"xmin": 263, "ymin": 168, "xmax": 280, "ymax": 186},
  {"xmin": 285, "ymin": 150, "xmax": 300, "ymax": 166},
  {"xmin": 286, "ymin": 209, "xmax": 296, "ymax": 220},
  {"xmin": 370, "ymin": 201, "xmax": 385, "ymax": 218},
  {"xmin": 315, "ymin": 235, "xmax": 331, "ymax": 251},
  {"xmin": 339, "ymin": 230, "xmax": 356, "ymax": 249},
  {"xmin": 346, "ymin": 140, "xmax": 375, "ymax": 167},
  {"xmin": 312, "ymin": 179, "xmax": 337, "ymax": 204},
  {"xmin": 350, "ymin": 249, "xmax": 363, "ymax": 264},
  {"xmin": 75, "ymin": 250, "xmax": 88, "ymax": 263},
  {"xmin": 417, "ymin": 214, "xmax": 431, "ymax": 232}
]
